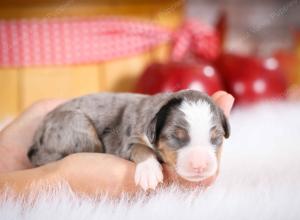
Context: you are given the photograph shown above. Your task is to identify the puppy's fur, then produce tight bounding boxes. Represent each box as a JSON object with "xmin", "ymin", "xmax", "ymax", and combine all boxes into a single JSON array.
[{"xmin": 28, "ymin": 90, "xmax": 230, "ymax": 190}]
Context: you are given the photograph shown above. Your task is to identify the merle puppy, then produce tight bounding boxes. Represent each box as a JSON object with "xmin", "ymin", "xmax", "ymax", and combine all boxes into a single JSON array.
[{"xmin": 28, "ymin": 90, "xmax": 230, "ymax": 190}]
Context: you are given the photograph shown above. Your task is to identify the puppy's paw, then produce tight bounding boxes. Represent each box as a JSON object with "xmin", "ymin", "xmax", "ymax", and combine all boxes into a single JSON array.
[{"xmin": 135, "ymin": 157, "xmax": 163, "ymax": 191}]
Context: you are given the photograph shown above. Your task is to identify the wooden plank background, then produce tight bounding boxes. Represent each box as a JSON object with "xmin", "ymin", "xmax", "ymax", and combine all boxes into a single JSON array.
[{"xmin": 0, "ymin": 0, "xmax": 181, "ymax": 119}]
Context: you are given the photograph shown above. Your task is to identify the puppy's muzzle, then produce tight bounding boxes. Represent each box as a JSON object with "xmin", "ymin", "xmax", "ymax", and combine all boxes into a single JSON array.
[{"xmin": 175, "ymin": 147, "xmax": 218, "ymax": 182}]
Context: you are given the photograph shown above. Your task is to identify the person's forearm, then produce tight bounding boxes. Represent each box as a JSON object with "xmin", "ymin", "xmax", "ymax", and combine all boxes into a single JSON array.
[
  {"xmin": 0, "ymin": 155, "xmax": 139, "ymax": 199},
  {"xmin": 60, "ymin": 154, "xmax": 139, "ymax": 197},
  {"xmin": 0, "ymin": 157, "xmax": 216, "ymax": 199},
  {"xmin": 0, "ymin": 163, "xmax": 60, "ymax": 197}
]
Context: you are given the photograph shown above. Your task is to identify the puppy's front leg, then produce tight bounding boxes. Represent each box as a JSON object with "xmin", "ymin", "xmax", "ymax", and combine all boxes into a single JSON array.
[{"xmin": 130, "ymin": 144, "xmax": 163, "ymax": 191}]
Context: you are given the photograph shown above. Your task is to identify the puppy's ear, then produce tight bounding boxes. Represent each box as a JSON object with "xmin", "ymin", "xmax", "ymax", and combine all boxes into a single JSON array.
[
  {"xmin": 218, "ymin": 107, "xmax": 230, "ymax": 138},
  {"xmin": 147, "ymin": 98, "xmax": 182, "ymax": 144}
]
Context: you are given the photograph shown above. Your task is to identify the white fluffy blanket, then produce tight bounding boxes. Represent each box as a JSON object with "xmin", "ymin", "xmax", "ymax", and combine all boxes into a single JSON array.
[{"xmin": 1, "ymin": 101, "xmax": 300, "ymax": 220}]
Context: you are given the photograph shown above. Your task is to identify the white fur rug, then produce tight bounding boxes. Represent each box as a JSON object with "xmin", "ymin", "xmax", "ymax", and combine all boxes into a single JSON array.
[{"xmin": 1, "ymin": 101, "xmax": 300, "ymax": 220}]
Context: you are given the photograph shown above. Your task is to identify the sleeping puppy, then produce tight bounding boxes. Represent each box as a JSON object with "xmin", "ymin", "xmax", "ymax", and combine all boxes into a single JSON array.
[{"xmin": 28, "ymin": 90, "xmax": 230, "ymax": 191}]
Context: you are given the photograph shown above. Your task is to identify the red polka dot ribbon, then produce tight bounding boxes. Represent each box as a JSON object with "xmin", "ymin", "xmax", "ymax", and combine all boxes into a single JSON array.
[{"xmin": 0, "ymin": 17, "xmax": 219, "ymax": 67}]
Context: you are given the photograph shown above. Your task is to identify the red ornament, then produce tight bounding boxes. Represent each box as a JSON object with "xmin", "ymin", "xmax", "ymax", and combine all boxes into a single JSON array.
[
  {"xmin": 135, "ymin": 62, "xmax": 224, "ymax": 96},
  {"xmin": 217, "ymin": 54, "xmax": 288, "ymax": 104}
]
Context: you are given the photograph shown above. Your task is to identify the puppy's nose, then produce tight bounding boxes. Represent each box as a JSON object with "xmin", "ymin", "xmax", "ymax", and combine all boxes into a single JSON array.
[
  {"xmin": 189, "ymin": 149, "xmax": 209, "ymax": 173},
  {"xmin": 190, "ymin": 160, "xmax": 208, "ymax": 173}
]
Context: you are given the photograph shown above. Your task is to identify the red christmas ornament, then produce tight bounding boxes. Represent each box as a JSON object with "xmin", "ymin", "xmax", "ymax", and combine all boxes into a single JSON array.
[
  {"xmin": 217, "ymin": 54, "xmax": 287, "ymax": 104},
  {"xmin": 135, "ymin": 19, "xmax": 222, "ymax": 96},
  {"xmin": 135, "ymin": 62, "xmax": 224, "ymax": 96}
]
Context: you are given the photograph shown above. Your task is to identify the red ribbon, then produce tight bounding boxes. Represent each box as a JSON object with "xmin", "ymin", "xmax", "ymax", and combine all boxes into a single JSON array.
[
  {"xmin": 0, "ymin": 17, "xmax": 219, "ymax": 67},
  {"xmin": 171, "ymin": 20, "xmax": 220, "ymax": 62}
]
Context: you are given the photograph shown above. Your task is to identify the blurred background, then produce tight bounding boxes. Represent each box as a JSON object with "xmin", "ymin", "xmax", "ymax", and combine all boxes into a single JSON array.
[{"xmin": 0, "ymin": 0, "xmax": 300, "ymax": 121}]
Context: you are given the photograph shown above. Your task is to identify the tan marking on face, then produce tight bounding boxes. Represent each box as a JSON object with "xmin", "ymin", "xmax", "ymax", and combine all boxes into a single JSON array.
[
  {"xmin": 210, "ymin": 127, "xmax": 218, "ymax": 140},
  {"xmin": 215, "ymin": 144, "xmax": 223, "ymax": 176},
  {"xmin": 158, "ymin": 140, "xmax": 177, "ymax": 166}
]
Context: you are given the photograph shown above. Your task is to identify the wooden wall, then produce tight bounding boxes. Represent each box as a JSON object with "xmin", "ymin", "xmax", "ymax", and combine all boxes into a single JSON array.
[{"xmin": 0, "ymin": 0, "xmax": 184, "ymax": 120}]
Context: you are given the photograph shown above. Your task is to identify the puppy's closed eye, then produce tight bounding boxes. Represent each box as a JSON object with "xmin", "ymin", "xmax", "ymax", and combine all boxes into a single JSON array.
[{"xmin": 174, "ymin": 127, "xmax": 189, "ymax": 143}]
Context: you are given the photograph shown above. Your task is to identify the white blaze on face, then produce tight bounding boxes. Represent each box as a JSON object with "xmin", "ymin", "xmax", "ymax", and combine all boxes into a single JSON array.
[{"xmin": 176, "ymin": 100, "xmax": 218, "ymax": 182}]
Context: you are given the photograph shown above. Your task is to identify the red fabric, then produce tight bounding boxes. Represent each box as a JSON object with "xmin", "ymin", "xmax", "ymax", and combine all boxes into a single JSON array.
[
  {"xmin": 171, "ymin": 20, "xmax": 219, "ymax": 62},
  {"xmin": 0, "ymin": 18, "xmax": 219, "ymax": 67}
]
